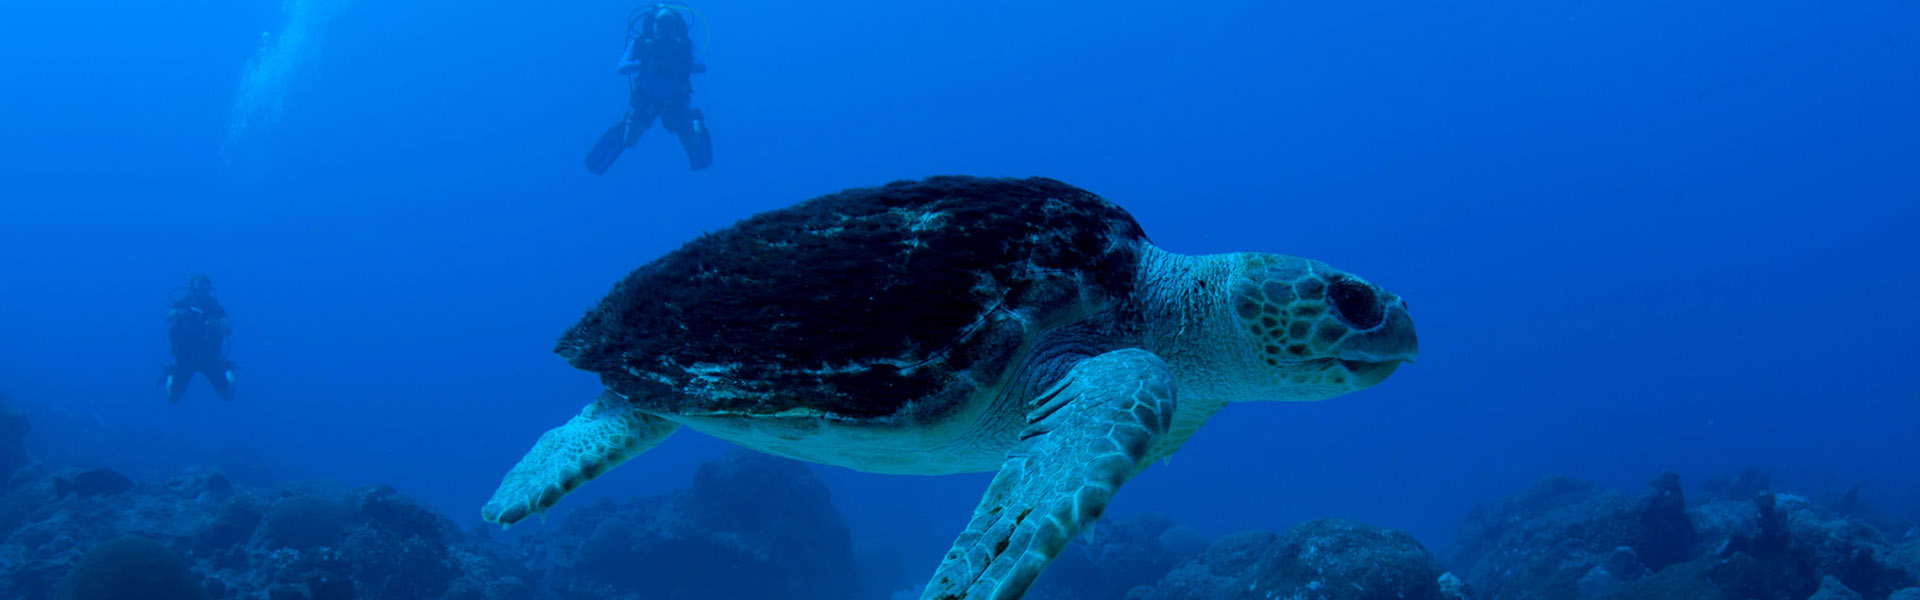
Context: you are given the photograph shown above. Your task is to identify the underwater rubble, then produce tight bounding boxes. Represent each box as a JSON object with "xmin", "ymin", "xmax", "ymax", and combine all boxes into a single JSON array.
[
  {"xmin": 515, "ymin": 450, "xmax": 860, "ymax": 600},
  {"xmin": 1131, "ymin": 518, "xmax": 1468, "ymax": 600},
  {"xmin": 1450, "ymin": 471, "xmax": 1920, "ymax": 600},
  {"xmin": 4, "ymin": 390, "xmax": 1917, "ymax": 600},
  {"xmin": 0, "ymin": 396, "xmax": 26, "ymax": 487},
  {"xmin": 1027, "ymin": 512, "xmax": 1209, "ymax": 600},
  {"xmin": 0, "ymin": 442, "xmax": 856, "ymax": 600},
  {"xmin": 0, "ymin": 464, "xmax": 542, "ymax": 600}
]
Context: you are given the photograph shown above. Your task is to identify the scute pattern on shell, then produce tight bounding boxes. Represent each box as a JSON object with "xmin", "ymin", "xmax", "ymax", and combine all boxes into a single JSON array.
[{"xmin": 557, "ymin": 175, "xmax": 1150, "ymax": 420}]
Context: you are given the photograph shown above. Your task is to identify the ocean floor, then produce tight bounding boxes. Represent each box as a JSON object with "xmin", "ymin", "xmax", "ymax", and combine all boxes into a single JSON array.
[{"xmin": 4, "ymin": 395, "xmax": 1915, "ymax": 600}]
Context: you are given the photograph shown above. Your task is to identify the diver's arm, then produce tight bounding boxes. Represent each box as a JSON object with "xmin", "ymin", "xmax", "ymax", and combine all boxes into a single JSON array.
[{"xmin": 615, "ymin": 38, "xmax": 643, "ymax": 74}]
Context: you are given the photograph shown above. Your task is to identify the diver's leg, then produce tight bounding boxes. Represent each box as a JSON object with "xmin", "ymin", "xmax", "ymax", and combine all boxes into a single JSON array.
[
  {"xmin": 587, "ymin": 94, "xmax": 661, "ymax": 175},
  {"xmin": 623, "ymin": 94, "xmax": 663, "ymax": 147},
  {"xmin": 202, "ymin": 362, "xmax": 236, "ymax": 402},
  {"xmin": 661, "ymin": 103, "xmax": 712, "ymax": 171},
  {"xmin": 164, "ymin": 364, "xmax": 194, "ymax": 404}
]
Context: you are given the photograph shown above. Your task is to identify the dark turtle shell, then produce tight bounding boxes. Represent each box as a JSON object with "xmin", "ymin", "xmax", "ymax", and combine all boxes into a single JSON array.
[{"xmin": 558, "ymin": 175, "xmax": 1149, "ymax": 420}]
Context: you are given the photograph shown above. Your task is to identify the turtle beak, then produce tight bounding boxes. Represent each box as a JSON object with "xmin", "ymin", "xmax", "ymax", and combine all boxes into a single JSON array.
[
  {"xmin": 1344, "ymin": 359, "xmax": 1403, "ymax": 388},
  {"xmin": 1340, "ymin": 298, "xmax": 1417, "ymax": 363},
  {"xmin": 1335, "ymin": 298, "xmax": 1417, "ymax": 388}
]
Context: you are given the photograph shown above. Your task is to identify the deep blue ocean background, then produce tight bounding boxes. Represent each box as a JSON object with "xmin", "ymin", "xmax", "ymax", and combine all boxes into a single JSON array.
[{"xmin": 3, "ymin": 0, "xmax": 1916, "ymax": 589}]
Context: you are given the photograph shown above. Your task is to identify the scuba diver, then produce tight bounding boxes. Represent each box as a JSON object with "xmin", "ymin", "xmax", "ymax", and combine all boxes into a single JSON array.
[
  {"xmin": 163, "ymin": 274, "xmax": 236, "ymax": 403},
  {"xmin": 585, "ymin": 3, "xmax": 715, "ymax": 174}
]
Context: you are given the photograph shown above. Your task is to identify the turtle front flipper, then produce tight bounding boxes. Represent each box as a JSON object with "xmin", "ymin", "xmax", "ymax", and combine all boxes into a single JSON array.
[
  {"xmin": 922, "ymin": 349, "xmax": 1175, "ymax": 600},
  {"xmin": 482, "ymin": 390, "xmax": 679, "ymax": 527}
]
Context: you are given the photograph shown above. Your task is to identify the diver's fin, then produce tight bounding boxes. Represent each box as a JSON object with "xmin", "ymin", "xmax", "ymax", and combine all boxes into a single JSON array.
[
  {"xmin": 687, "ymin": 114, "xmax": 713, "ymax": 171},
  {"xmin": 584, "ymin": 122, "xmax": 628, "ymax": 175}
]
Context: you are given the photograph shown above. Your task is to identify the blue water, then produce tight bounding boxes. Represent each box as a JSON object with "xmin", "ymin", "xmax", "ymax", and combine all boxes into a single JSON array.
[{"xmin": 2, "ymin": 0, "xmax": 1916, "ymax": 579}]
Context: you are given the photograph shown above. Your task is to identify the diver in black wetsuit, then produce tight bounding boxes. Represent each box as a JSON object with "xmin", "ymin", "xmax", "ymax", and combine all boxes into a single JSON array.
[
  {"xmin": 164, "ymin": 274, "xmax": 236, "ymax": 403},
  {"xmin": 584, "ymin": 3, "xmax": 714, "ymax": 174}
]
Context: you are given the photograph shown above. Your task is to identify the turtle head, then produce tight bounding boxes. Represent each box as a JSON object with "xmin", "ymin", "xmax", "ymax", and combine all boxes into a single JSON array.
[{"xmin": 1224, "ymin": 253, "xmax": 1418, "ymax": 400}]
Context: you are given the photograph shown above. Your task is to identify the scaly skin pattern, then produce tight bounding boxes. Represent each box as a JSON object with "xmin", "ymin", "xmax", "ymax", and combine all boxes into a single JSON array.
[
  {"xmin": 480, "ymin": 391, "xmax": 679, "ymax": 526},
  {"xmin": 916, "ymin": 247, "xmax": 1419, "ymax": 599},
  {"xmin": 1100, "ymin": 246, "xmax": 1423, "ymax": 461},
  {"xmin": 922, "ymin": 349, "xmax": 1176, "ymax": 600}
]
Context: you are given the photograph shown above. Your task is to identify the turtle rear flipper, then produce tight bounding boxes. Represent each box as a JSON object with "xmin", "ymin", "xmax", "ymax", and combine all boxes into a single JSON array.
[
  {"xmin": 922, "ymin": 349, "xmax": 1175, "ymax": 600},
  {"xmin": 482, "ymin": 390, "xmax": 679, "ymax": 526}
]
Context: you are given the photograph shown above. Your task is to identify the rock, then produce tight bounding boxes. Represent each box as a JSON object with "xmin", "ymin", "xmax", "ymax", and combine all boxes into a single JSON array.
[
  {"xmin": 1448, "ymin": 476, "xmax": 1638, "ymax": 600},
  {"xmin": 1820, "ymin": 484, "xmax": 1920, "ymax": 545},
  {"xmin": 1635, "ymin": 472, "xmax": 1700, "ymax": 570},
  {"xmin": 354, "ymin": 484, "xmax": 449, "ymax": 542},
  {"xmin": 1, "ymin": 464, "xmax": 544, "ymax": 600},
  {"xmin": 1438, "ymin": 572, "xmax": 1474, "ymax": 600},
  {"xmin": 1809, "ymin": 575, "xmax": 1865, "ymax": 600},
  {"xmin": 528, "ymin": 450, "xmax": 858, "ymax": 600},
  {"xmin": 0, "ymin": 394, "xmax": 26, "ymax": 489},
  {"xmin": 1142, "ymin": 518, "xmax": 1447, "ymax": 600},
  {"xmin": 1576, "ymin": 546, "xmax": 1647, "ymax": 600},
  {"xmin": 1608, "ymin": 490, "xmax": 1821, "ymax": 600},
  {"xmin": 1573, "ymin": 565, "xmax": 1621, "ymax": 599},
  {"xmin": 170, "ymin": 467, "xmax": 233, "ymax": 500},
  {"xmin": 443, "ymin": 534, "xmax": 543, "ymax": 600},
  {"xmin": 251, "ymin": 494, "xmax": 349, "ymax": 551},
  {"xmin": 54, "ymin": 467, "xmax": 134, "ymax": 498},
  {"xmin": 1689, "ymin": 498, "xmax": 1758, "ymax": 547},
  {"xmin": 1604, "ymin": 554, "xmax": 1722, "ymax": 600},
  {"xmin": 197, "ymin": 492, "xmax": 265, "ymax": 566},
  {"xmin": 338, "ymin": 525, "xmax": 453, "ymax": 599},
  {"xmin": 1601, "ymin": 545, "xmax": 1650, "ymax": 581},
  {"xmin": 1762, "ymin": 491, "xmax": 1916, "ymax": 599},
  {"xmin": 1604, "ymin": 483, "xmax": 1918, "ymax": 600},
  {"xmin": 56, "ymin": 536, "xmax": 208, "ymax": 600},
  {"xmin": 1711, "ymin": 491, "xmax": 1822, "ymax": 600},
  {"xmin": 1822, "ymin": 515, "xmax": 1912, "ymax": 597},
  {"xmin": 1888, "ymin": 587, "xmax": 1920, "ymax": 600},
  {"xmin": 1451, "ymin": 473, "xmax": 1714, "ymax": 600},
  {"xmin": 1032, "ymin": 512, "xmax": 1204, "ymax": 600}
]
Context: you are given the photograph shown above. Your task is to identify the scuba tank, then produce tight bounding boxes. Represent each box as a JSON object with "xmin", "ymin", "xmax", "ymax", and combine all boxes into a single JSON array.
[{"xmin": 167, "ymin": 290, "xmax": 228, "ymax": 361}]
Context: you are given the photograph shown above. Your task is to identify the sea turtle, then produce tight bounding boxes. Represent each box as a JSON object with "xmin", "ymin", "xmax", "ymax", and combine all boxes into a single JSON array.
[{"xmin": 482, "ymin": 175, "xmax": 1419, "ymax": 600}]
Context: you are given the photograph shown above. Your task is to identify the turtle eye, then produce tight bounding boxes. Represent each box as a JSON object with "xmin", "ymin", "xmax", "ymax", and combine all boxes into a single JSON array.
[{"xmin": 1329, "ymin": 276, "xmax": 1383, "ymax": 330}]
